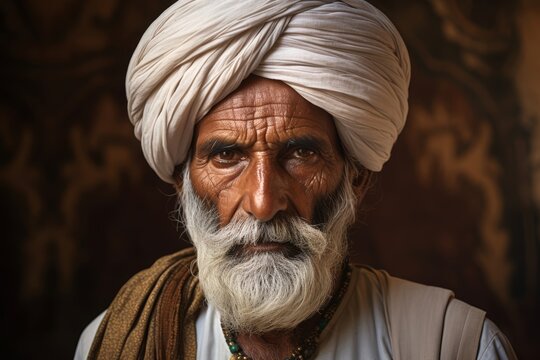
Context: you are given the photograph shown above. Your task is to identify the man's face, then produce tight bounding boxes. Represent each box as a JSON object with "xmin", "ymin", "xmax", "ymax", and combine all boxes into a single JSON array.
[
  {"xmin": 189, "ymin": 76, "xmax": 345, "ymax": 229},
  {"xmin": 182, "ymin": 76, "xmax": 356, "ymax": 333}
]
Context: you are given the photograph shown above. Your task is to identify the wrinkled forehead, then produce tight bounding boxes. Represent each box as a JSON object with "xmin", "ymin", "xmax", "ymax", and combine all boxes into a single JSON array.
[{"xmin": 196, "ymin": 76, "xmax": 336, "ymax": 136}]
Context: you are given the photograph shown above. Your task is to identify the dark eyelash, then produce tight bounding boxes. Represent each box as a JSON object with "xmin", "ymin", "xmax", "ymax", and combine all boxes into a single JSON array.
[
  {"xmin": 284, "ymin": 137, "xmax": 323, "ymax": 153},
  {"xmin": 292, "ymin": 145, "xmax": 317, "ymax": 153},
  {"xmin": 207, "ymin": 145, "xmax": 240, "ymax": 157},
  {"xmin": 283, "ymin": 144, "xmax": 321, "ymax": 158}
]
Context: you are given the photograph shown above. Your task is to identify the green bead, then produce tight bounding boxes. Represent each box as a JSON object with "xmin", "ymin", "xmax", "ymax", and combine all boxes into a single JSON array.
[{"xmin": 229, "ymin": 343, "xmax": 239, "ymax": 353}]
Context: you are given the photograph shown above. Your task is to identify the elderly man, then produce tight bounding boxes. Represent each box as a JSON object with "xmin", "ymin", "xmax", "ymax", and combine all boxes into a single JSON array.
[{"xmin": 76, "ymin": 1, "xmax": 516, "ymax": 359}]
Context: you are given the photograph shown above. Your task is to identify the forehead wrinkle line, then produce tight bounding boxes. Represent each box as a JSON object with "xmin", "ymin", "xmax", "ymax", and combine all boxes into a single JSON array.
[
  {"xmin": 202, "ymin": 122, "xmax": 335, "ymax": 148},
  {"xmin": 204, "ymin": 115, "xmax": 328, "ymax": 125},
  {"xmin": 209, "ymin": 101, "xmax": 303, "ymax": 117},
  {"xmin": 214, "ymin": 102, "xmax": 300, "ymax": 110},
  {"xmin": 289, "ymin": 96, "xmax": 300, "ymax": 122},
  {"xmin": 202, "ymin": 120, "xmax": 334, "ymax": 145}
]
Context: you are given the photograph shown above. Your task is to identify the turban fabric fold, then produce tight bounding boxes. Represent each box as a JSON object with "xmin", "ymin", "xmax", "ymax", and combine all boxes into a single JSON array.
[{"xmin": 126, "ymin": 0, "xmax": 410, "ymax": 183}]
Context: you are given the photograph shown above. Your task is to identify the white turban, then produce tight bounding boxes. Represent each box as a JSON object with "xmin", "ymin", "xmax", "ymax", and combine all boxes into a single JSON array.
[{"xmin": 126, "ymin": 0, "xmax": 410, "ymax": 183}]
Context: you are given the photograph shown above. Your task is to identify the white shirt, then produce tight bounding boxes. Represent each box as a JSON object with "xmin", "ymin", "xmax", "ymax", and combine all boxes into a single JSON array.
[{"xmin": 75, "ymin": 268, "xmax": 516, "ymax": 359}]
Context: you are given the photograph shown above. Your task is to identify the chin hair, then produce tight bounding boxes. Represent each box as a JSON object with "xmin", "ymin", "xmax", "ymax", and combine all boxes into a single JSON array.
[{"xmin": 177, "ymin": 160, "xmax": 358, "ymax": 333}]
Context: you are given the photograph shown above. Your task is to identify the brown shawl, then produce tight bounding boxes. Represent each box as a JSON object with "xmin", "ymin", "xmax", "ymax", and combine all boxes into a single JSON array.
[{"xmin": 87, "ymin": 247, "xmax": 203, "ymax": 360}]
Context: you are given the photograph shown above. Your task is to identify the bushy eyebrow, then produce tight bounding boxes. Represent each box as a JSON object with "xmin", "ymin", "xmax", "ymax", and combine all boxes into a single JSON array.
[
  {"xmin": 198, "ymin": 139, "xmax": 239, "ymax": 157},
  {"xmin": 284, "ymin": 136, "xmax": 325, "ymax": 152},
  {"xmin": 197, "ymin": 135, "xmax": 328, "ymax": 157}
]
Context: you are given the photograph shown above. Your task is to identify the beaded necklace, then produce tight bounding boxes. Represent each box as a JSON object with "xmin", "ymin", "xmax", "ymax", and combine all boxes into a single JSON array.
[{"xmin": 221, "ymin": 264, "xmax": 352, "ymax": 360}]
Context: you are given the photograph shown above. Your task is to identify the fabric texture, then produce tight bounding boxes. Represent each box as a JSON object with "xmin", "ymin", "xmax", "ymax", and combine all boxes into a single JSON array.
[
  {"xmin": 126, "ymin": 0, "xmax": 411, "ymax": 183},
  {"xmin": 86, "ymin": 247, "xmax": 203, "ymax": 360},
  {"xmin": 441, "ymin": 299, "xmax": 487, "ymax": 359},
  {"xmin": 382, "ymin": 272, "xmax": 456, "ymax": 358},
  {"xmin": 377, "ymin": 270, "xmax": 487, "ymax": 359},
  {"xmin": 81, "ymin": 249, "xmax": 516, "ymax": 359}
]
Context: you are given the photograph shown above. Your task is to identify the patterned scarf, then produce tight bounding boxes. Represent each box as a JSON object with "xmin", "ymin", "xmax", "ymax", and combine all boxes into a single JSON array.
[{"xmin": 87, "ymin": 247, "xmax": 203, "ymax": 360}]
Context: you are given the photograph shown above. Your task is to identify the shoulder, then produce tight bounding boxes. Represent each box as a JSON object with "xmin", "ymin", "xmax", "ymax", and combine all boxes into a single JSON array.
[
  {"xmin": 352, "ymin": 264, "xmax": 456, "ymax": 317},
  {"xmin": 124, "ymin": 247, "xmax": 197, "ymax": 284},
  {"xmin": 477, "ymin": 319, "xmax": 517, "ymax": 360},
  {"xmin": 74, "ymin": 311, "xmax": 106, "ymax": 360},
  {"xmin": 351, "ymin": 265, "xmax": 516, "ymax": 359},
  {"xmin": 110, "ymin": 247, "xmax": 197, "ymax": 301},
  {"xmin": 73, "ymin": 247, "xmax": 199, "ymax": 359}
]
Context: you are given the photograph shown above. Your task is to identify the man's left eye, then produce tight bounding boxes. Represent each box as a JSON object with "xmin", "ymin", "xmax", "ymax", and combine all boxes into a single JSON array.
[
  {"xmin": 292, "ymin": 148, "xmax": 316, "ymax": 159},
  {"xmin": 216, "ymin": 150, "xmax": 237, "ymax": 161}
]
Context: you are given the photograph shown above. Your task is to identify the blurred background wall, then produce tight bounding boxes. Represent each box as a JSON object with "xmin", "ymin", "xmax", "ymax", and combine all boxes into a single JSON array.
[{"xmin": 1, "ymin": 0, "xmax": 538, "ymax": 358}]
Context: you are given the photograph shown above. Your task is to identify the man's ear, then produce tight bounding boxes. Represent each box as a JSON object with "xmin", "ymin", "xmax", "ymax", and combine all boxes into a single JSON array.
[
  {"xmin": 173, "ymin": 165, "xmax": 184, "ymax": 194},
  {"xmin": 352, "ymin": 169, "xmax": 373, "ymax": 206}
]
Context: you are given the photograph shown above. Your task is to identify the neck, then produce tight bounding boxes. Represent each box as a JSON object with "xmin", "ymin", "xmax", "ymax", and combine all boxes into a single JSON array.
[{"xmin": 236, "ymin": 329, "xmax": 297, "ymax": 360}]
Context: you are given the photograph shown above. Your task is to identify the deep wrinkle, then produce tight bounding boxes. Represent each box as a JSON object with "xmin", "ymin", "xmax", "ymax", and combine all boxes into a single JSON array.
[{"xmin": 189, "ymin": 77, "xmax": 345, "ymax": 226}]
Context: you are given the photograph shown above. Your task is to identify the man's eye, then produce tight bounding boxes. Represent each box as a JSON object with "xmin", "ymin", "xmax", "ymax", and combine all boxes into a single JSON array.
[
  {"xmin": 216, "ymin": 150, "xmax": 236, "ymax": 160},
  {"xmin": 211, "ymin": 149, "xmax": 244, "ymax": 165},
  {"xmin": 292, "ymin": 148, "xmax": 316, "ymax": 159}
]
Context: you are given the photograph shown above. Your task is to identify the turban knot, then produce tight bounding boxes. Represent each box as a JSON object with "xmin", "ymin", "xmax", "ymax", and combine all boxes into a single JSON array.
[{"xmin": 126, "ymin": 0, "xmax": 410, "ymax": 183}]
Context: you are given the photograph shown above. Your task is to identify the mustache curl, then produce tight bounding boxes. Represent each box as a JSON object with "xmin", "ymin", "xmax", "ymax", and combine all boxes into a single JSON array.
[
  {"xmin": 206, "ymin": 213, "xmax": 329, "ymax": 260},
  {"xmin": 224, "ymin": 215, "xmax": 325, "ymax": 260}
]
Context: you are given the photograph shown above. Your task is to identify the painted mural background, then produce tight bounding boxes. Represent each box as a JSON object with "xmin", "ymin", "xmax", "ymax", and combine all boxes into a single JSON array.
[{"xmin": 1, "ymin": 0, "xmax": 538, "ymax": 358}]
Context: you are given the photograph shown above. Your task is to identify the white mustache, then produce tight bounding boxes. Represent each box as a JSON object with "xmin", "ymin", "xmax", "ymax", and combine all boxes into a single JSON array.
[{"xmin": 209, "ymin": 214, "xmax": 328, "ymax": 259}]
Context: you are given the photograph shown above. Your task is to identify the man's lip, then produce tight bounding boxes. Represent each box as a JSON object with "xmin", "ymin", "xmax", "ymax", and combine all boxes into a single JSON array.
[
  {"xmin": 242, "ymin": 242, "xmax": 288, "ymax": 253},
  {"xmin": 229, "ymin": 242, "xmax": 303, "ymax": 259}
]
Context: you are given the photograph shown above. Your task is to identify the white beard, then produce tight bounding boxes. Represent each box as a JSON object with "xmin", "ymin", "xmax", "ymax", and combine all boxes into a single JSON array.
[{"xmin": 179, "ymin": 163, "xmax": 357, "ymax": 334}]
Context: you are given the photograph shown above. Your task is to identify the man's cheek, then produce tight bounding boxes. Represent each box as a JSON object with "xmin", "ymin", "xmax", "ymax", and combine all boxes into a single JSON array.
[
  {"xmin": 192, "ymin": 168, "xmax": 228, "ymax": 199},
  {"xmin": 216, "ymin": 187, "xmax": 243, "ymax": 225}
]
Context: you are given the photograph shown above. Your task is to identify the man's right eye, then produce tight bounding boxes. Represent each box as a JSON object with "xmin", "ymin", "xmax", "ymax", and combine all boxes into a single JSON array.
[{"xmin": 211, "ymin": 150, "xmax": 244, "ymax": 165}]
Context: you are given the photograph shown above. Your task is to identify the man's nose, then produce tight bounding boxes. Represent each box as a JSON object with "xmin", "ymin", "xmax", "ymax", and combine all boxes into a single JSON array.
[{"xmin": 240, "ymin": 156, "xmax": 288, "ymax": 222}]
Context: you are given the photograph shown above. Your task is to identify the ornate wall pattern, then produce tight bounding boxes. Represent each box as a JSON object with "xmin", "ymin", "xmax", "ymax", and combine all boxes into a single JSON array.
[{"xmin": 1, "ymin": 1, "xmax": 538, "ymax": 358}]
